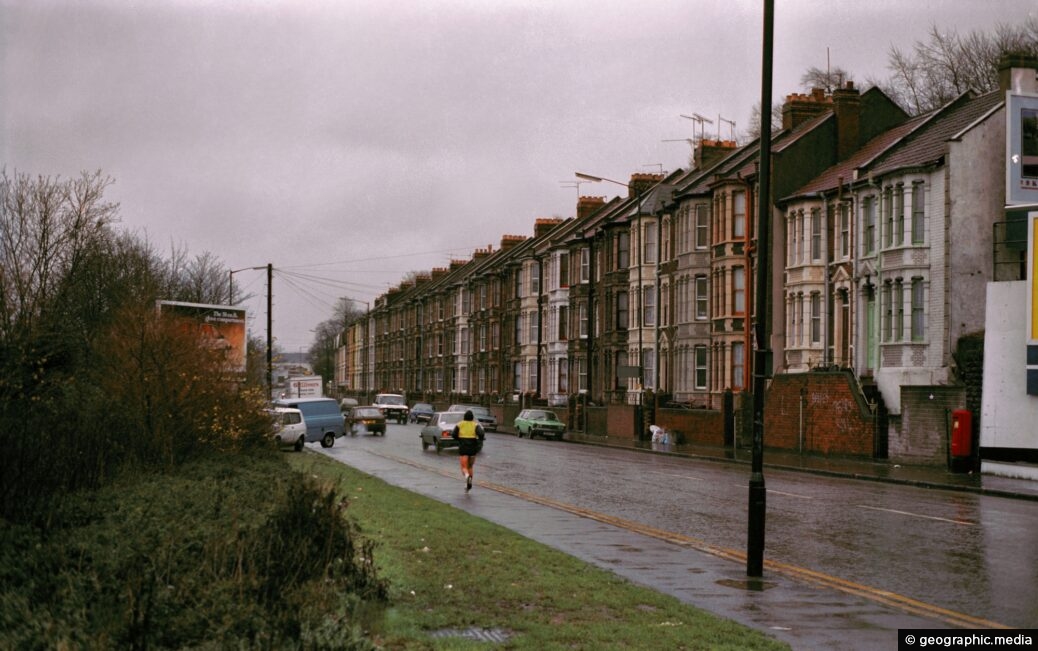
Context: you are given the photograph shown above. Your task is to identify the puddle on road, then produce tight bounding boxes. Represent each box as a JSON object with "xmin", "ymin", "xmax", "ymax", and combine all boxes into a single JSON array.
[{"xmin": 716, "ymin": 578, "xmax": 777, "ymax": 592}]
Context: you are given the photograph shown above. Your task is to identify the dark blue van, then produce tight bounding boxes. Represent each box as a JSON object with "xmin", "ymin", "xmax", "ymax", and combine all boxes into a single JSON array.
[{"xmin": 272, "ymin": 397, "xmax": 344, "ymax": 448}]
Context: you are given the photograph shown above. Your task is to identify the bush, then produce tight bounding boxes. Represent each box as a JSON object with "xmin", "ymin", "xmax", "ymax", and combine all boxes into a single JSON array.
[
  {"xmin": 0, "ymin": 452, "xmax": 387, "ymax": 649},
  {"xmin": 0, "ymin": 170, "xmax": 273, "ymax": 522}
]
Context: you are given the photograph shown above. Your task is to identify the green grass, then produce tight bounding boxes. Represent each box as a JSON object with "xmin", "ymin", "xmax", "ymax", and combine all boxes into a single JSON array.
[
  {"xmin": 290, "ymin": 452, "xmax": 788, "ymax": 650},
  {"xmin": 0, "ymin": 448, "xmax": 787, "ymax": 649}
]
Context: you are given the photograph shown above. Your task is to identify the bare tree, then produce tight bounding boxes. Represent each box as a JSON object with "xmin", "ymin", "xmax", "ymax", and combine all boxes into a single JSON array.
[
  {"xmin": 744, "ymin": 101, "xmax": 783, "ymax": 141},
  {"xmin": 880, "ymin": 19, "xmax": 1038, "ymax": 115},
  {"xmin": 800, "ymin": 65, "xmax": 853, "ymax": 93},
  {"xmin": 0, "ymin": 169, "xmax": 118, "ymax": 345}
]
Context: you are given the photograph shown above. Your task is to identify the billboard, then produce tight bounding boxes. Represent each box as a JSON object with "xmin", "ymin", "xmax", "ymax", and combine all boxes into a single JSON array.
[
  {"xmin": 1029, "ymin": 213, "xmax": 1038, "ymax": 396},
  {"xmin": 1007, "ymin": 92, "xmax": 1038, "ymax": 206},
  {"xmin": 157, "ymin": 300, "xmax": 247, "ymax": 374}
]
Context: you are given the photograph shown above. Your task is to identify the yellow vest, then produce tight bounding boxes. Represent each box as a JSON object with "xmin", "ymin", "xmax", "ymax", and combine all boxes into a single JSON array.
[{"xmin": 457, "ymin": 419, "xmax": 479, "ymax": 439}]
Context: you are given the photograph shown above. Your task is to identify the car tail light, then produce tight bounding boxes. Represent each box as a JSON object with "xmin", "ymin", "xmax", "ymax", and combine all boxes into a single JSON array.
[{"xmin": 441, "ymin": 429, "xmax": 452, "ymax": 438}]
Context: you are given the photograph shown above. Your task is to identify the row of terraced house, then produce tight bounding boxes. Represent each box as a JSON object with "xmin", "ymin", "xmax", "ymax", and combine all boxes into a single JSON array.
[{"xmin": 335, "ymin": 55, "xmax": 1038, "ymax": 474}]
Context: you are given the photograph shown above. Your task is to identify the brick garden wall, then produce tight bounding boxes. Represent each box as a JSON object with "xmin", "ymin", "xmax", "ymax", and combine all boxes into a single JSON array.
[
  {"xmin": 654, "ymin": 409, "xmax": 725, "ymax": 446},
  {"xmin": 763, "ymin": 371, "xmax": 875, "ymax": 456}
]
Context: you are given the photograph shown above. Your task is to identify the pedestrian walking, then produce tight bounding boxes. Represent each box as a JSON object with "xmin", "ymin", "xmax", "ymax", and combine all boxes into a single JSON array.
[{"xmin": 452, "ymin": 410, "xmax": 485, "ymax": 490}]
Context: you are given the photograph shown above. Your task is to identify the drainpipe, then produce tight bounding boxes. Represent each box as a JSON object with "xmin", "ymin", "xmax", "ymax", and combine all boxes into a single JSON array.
[
  {"xmin": 588, "ymin": 234, "xmax": 597, "ymax": 404},
  {"xmin": 821, "ymin": 190, "xmax": 832, "ymax": 367},
  {"xmin": 539, "ymin": 256, "xmax": 548, "ymax": 400},
  {"xmin": 654, "ymin": 210, "xmax": 663, "ymax": 394},
  {"xmin": 743, "ymin": 177, "xmax": 754, "ymax": 390}
]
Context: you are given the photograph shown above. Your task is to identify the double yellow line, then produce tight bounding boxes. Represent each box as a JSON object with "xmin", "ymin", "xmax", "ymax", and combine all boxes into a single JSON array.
[{"xmin": 368, "ymin": 449, "xmax": 1008, "ymax": 630}]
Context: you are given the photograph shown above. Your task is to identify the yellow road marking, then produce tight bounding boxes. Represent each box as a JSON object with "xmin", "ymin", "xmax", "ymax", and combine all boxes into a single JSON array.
[{"xmin": 363, "ymin": 449, "xmax": 1009, "ymax": 630}]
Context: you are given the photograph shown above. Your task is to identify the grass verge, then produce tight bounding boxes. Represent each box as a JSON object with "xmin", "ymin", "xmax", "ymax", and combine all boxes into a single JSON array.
[{"xmin": 290, "ymin": 451, "xmax": 788, "ymax": 650}]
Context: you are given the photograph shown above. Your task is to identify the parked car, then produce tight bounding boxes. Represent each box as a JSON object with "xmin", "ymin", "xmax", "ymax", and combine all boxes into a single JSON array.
[
  {"xmin": 514, "ymin": 409, "xmax": 566, "ymax": 440},
  {"xmin": 344, "ymin": 406, "xmax": 387, "ymax": 436},
  {"xmin": 447, "ymin": 404, "xmax": 497, "ymax": 432},
  {"xmin": 272, "ymin": 397, "xmax": 344, "ymax": 448},
  {"xmin": 409, "ymin": 402, "xmax": 435, "ymax": 423},
  {"xmin": 420, "ymin": 411, "xmax": 469, "ymax": 453},
  {"xmin": 374, "ymin": 393, "xmax": 409, "ymax": 423},
  {"xmin": 267, "ymin": 407, "xmax": 307, "ymax": 451}
]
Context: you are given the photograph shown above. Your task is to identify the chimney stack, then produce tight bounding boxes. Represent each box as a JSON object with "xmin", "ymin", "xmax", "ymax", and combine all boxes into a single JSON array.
[
  {"xmin": 832, "ymin": 80, "xmax": 861, "ymax": 161},
  {"xmin": 500, "ymin": 234, "xmax": 526, "ymax": 251},
  {"xmin": 628, "ymin": 172, "xmax": 664, "ymax": 197},
  {"xmin": 999, "ymin": 52, "xmax": 1038, "ymax": 94},
  {"xmin": 534, "ymin": 217, "xmax": 563, "ymax": 239},
  {"xmin": 782, "ymin": 87, "xmax": 831, "ymax": 131},
  {"xmin": 577, "ymin": 196, "xmax": 606, "ymax": 220},
  {"xmin": 694, "ymin": 138, "xmax": 738, "ymax": 170}
]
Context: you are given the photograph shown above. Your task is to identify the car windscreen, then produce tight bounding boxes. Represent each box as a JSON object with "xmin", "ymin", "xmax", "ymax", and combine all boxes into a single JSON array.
[
  {"xmin": 379, "ymin": 395, "xmax": 405, "ymax": 405},
  {"xmin": 353, "ymin": 407, "xmax": 382, "ymax": 418}
]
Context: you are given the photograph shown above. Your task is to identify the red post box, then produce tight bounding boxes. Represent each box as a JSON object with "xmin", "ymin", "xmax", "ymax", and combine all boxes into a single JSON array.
[{"xmin": 950, "ymin": 409, "xmax": 972, "ymax": 458}]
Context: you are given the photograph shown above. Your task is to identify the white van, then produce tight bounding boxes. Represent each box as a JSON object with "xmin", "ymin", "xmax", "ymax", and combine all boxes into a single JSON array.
[
  {"xmin": 268, "ymin": 407, "xmax": 307, "ymax": 452},
  {"xmin": 272, "ymin": 397, "xmax": 344, "ymax": 448}
]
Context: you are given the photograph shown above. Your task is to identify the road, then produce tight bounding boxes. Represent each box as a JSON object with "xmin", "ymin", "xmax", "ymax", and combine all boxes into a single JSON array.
[{"xmin": 316, "ymin": 422, "xmax": 1038, "ymax": 630}]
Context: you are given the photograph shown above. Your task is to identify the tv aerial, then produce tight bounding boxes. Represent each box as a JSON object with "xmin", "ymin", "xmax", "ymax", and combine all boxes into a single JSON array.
[
  {"xmin": 718, "ymin": 115, "xmax": 736, "ymax": 141},
  {"xmin": 680, "ymin": 113, "xmax": 713, "ymax": 143},
  {"xmin": 560, "ymin": 178, "xmax": 589, "ymax": 198}
]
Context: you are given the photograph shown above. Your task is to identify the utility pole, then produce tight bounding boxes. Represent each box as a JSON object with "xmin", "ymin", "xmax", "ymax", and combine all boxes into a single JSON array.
[
  {"xmin": 747, "ymin": 0, "xmax": 774, "ymax": 579},
  {"xmin": 267, "ymin": 263, "xmax": 273, "ymax": 395}
]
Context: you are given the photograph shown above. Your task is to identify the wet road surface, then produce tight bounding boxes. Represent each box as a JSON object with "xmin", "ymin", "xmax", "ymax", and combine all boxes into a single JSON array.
[{"xmin": 313, "ymin": 423, "xmax": 1038, "ymax": 646}]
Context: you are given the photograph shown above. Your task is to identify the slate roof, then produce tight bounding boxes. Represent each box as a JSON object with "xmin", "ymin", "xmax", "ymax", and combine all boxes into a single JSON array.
[
  {"xmin": 784, "ymin": 114, "xmax": 929, "ymax": 200},
  {"xmin": 782, "ymin": 89, "xmax": 1004, "ymax": 202},
  {"xmin": 868, "ymin": 90, "xmax": 1002, "ymax": 176}
]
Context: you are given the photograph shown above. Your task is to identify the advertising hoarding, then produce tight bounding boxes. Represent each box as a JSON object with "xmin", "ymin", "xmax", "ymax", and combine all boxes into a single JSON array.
[
  {"xmin": 1029, "ymin": 213, "xmax": 1038, "ymax": 395},
  {"xmin": 1007, "ymin": 92, "xmax": 1038, "ymax": 206},
  {"xmin": 156, "ymin": 300, "xmax": 247, "ymax": 374}
]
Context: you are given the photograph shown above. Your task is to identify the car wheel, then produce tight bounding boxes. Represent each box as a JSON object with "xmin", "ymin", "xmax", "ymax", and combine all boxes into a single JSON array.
[
  {"xmin": 321, "ymin": 433, "xmax": 335, "ymax": 448},
  {"xmin": 422, "ymin": 438, "xmax": 429, "ymax": 450},
  {"xmin": 434, "ymin": 440, "xmax": 442, "ymax": 454},
  {"xmin": 294, "ymin": 436, "xmax": 305, "ymax": 452},
  {"xmin": 555, "ymin": 433, "xmax": 563, "ymax": 441}
]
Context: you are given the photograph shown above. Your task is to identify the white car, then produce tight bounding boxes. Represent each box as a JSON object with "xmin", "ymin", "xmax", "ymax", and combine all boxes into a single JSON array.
[
  {"xmin": 268, "ymin": 407, "xmax": 307, "ymax": 451},
  {"xmin": 373, "ymin": 393, "xmax": 409, "ymax": 424}
]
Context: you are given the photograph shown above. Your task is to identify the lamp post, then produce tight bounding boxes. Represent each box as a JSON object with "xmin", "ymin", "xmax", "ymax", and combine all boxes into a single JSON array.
[
  {"xmin": 576, "ymin": 172, "xmax": 646, "ymax": 413},
  {"xmin": 747, "ymin": 0, "xmax": 774, "ymax": 579},
  {"xmin": 229, "ymin": 265, "xmax": 272, "ymax": 392},
  {"xmin": 228, "ymin": 266, "xmax": 266, "ymax": 305}
]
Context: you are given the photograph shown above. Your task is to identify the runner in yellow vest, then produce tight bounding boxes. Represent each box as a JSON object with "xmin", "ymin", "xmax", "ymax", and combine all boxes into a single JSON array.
[{"xmin": 451, "ymin": 410, "xmax": 486, "ymax": 490}]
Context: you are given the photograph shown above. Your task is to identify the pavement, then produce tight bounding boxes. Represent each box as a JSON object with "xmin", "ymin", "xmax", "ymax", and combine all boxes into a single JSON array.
[
  {"xmin": 563, "ymin": 431, "xmax": 1038, "ymax": 502},
  {"xmin": 321, "ymin": 431, "xmax": 1038, "ymax": 650}
]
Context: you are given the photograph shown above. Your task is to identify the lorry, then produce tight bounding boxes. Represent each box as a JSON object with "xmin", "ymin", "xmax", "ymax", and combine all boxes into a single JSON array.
[{"xmin": 286, "ymin": 376, "xmax": 322, "ymax": 398}]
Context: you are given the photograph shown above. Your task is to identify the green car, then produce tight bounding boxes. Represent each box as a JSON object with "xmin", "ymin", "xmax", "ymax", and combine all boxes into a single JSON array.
[{"xmin": 514, "ymin": 409, "xmax": 566, "ymax": 441}]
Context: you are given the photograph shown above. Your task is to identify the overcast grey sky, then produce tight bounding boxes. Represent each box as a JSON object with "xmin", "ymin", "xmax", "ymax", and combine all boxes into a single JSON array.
[{"xmin": 2, "ymin": 0, "xmax": 1035, "ymax": 352}]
